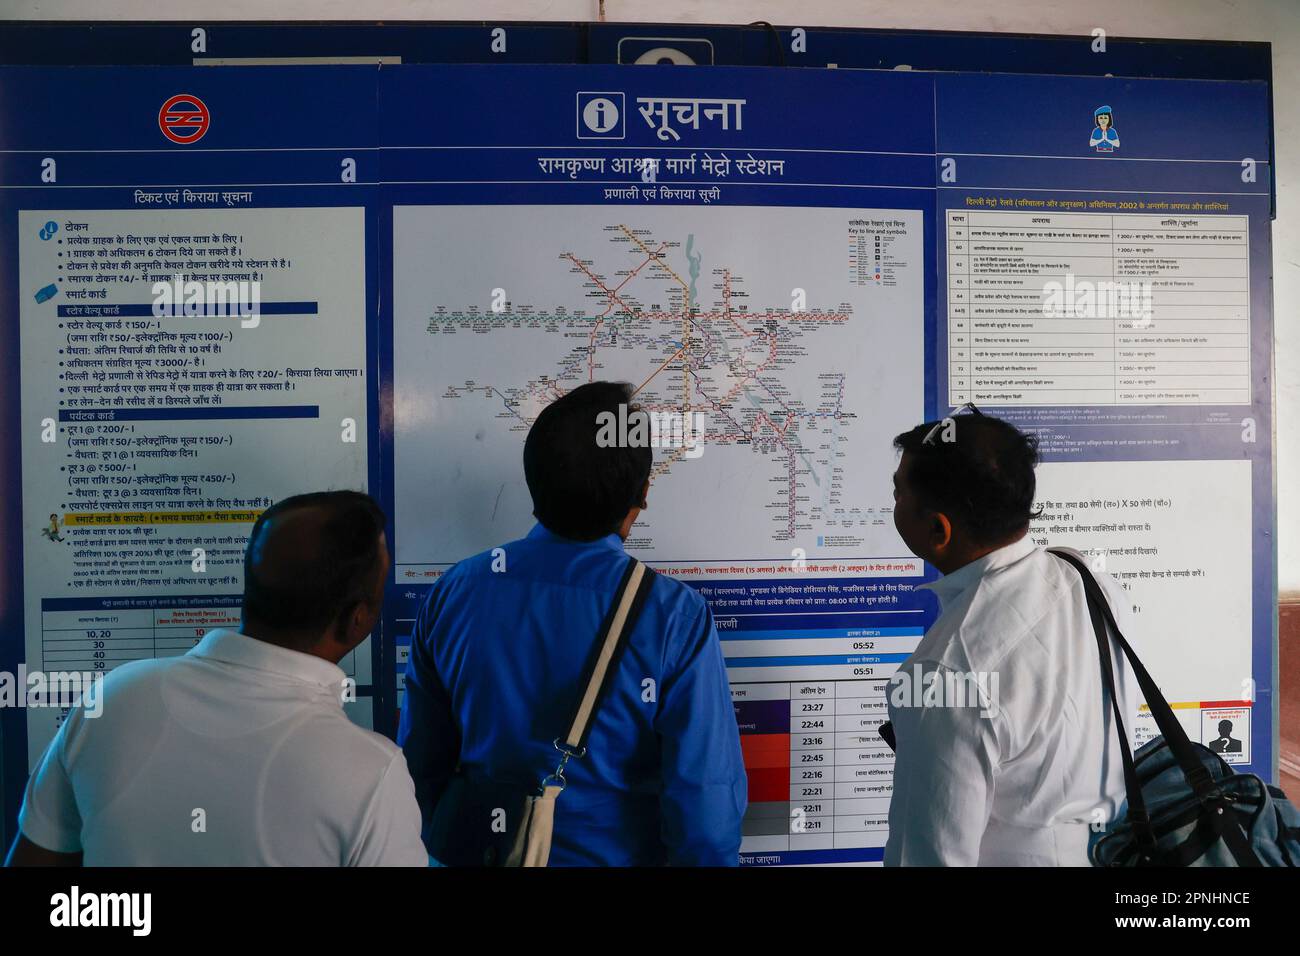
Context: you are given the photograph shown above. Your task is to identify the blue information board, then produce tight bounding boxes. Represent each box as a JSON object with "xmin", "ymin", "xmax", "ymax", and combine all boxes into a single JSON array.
[{"xmin": 0, "ymin": 23, "xmax": 1276, "ymax": 865}]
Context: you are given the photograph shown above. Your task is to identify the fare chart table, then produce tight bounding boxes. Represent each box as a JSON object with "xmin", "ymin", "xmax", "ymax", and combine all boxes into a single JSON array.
[
  {"xmin": 39, "ymin": 599, "xmax": 362, "ymax": 688},
  {"xmin": 947, "ymin": 210, "xmax": 1250, "ymax": 406},
  {"xmin": 727, "ymin": 624, "xmax": 923, "ymax": 854}
]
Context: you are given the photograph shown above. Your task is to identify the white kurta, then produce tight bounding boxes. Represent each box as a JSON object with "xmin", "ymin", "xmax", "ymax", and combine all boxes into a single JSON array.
[{"xmin": 884, "ymin": 536, "xmax": 1140, "ymax": 866}]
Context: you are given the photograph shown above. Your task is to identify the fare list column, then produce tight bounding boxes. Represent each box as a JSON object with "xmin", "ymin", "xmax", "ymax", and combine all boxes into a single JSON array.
[
  {"xmin": 947, "ymin": 211, "xmax": 972, "ymax": 405},
  {"xmin": 833, "ymin": 681, "xmax": 893, "ymax": 849},
  {"xmin": 790, "ymin": 682, "xmax": 836, "ymax": 850},
  {"xmin": 40, "ymin": 605, "xmax": 155, "ymax": 678},
  {"xmin": 1115, "ymin": 215, "xmax": 1251, "ymax": 405}
]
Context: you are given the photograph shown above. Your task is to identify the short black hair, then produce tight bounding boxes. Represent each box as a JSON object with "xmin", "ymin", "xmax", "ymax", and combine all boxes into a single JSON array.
[
  {"xmin": 893, "ymin": 414, "xmax": 1040, "ymax": 546},
  {"xmin": 523, "ymin": 381, "xmax": 653, "ymax": 541},
  {"xmin": 242, "ymin": 490, "xmax": 387, "ymax": 637}
]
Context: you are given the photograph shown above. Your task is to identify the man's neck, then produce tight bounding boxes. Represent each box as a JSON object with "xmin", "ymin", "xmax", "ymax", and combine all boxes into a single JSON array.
[
  {"xmin": 240, "ymin": 621, "xmax": 343, "ymax": 664},
  {"xmin": 934, "ymin": 529, "xmax": 1027, "ymax": 576}
]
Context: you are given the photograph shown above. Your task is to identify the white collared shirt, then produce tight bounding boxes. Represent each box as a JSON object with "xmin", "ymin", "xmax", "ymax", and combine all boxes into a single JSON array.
[
  {"xmin": 19, "ymin": 629, "xmax": 426, "ymax": 866},
  {"xmin": 884, "ymin": 538, "xmax": 1140, "ymax": 866}
]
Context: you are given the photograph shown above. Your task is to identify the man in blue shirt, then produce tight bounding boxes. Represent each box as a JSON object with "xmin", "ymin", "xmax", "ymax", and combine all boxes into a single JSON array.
[{"xmin": 399, "ymin": 381, "xmax": 746, "ymax": 866}]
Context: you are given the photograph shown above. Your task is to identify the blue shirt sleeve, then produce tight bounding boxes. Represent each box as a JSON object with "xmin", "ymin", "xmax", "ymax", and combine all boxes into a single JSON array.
[
  {"xmin": 397, "ymin": 576, "xmax": 461, "ymax": 849},
  {"xmin": 654, "ymin": 599, "xmax": 748, "ymax": 865}
]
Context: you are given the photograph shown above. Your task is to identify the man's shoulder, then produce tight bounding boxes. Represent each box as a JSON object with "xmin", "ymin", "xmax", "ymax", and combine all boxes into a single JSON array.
[
  {"xmin": 82, "ymin": 655, "xmax": 184, "ymax": 709},
  {"xmin": 930, "ymin": 547, "xmax": 1076, "ymax": 671},
  {"xmin": 52, "ymin": 657, "xmax": 179, "ymax": 748},
  {"xmin": 646, "ymin": 568, "xmax": 708, "ymax": 614},
  {"xmin": 962, "ymin": 545, "xmax": 1128, "ymax": 666},
  {"xmin": 413, "ymin": 544, "xmax": 514, "ymax": 618},
  {"xmin": 292, "ymin": 707, "xmax": 402, "ymax": 763},
  {"xmin": 102, "ymin": 654, "xmax": 181, "ymax": 685},
  {"xmin": 1037, "ymin": 546, "xmax": 1130, "ymax": 627},
  {"xmin": 434, "ymin": 534, "xmax": 540, "ymax": 587},
  {"xmin": 637, "ymin": 571, "xmax": 711, "ymax": 649}
]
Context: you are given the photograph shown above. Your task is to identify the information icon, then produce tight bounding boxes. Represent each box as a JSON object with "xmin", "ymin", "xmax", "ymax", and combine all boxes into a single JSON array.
[{"xmin": 576, "ymin": 92, "xmax": 625, "ymax": 139}]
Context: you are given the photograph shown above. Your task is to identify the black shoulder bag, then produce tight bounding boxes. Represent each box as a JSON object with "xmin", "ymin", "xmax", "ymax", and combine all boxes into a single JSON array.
[{"xmin": 1049, "ymin": 549, "xmax": 1282, "ymax": 867}]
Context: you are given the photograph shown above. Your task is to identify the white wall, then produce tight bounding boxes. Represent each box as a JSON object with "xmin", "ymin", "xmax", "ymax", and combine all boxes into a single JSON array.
[{"xmin": 4, "ymin": 0, "xmax": 1298, "ymax": 590}]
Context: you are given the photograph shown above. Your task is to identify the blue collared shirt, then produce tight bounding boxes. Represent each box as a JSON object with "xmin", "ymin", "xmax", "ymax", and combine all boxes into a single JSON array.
[{"xmin": 398, "ymin": 523, "xmax": 747, "ymax": 866}]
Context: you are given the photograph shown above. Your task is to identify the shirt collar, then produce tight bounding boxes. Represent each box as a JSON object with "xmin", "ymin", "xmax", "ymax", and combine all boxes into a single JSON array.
[
  {"xmin": 526, "ymin": 521, "xmax": 625, "ymax": 553},
  {"xmin": 919, "ymin": 534, "xmax": 1038, "ymax": 608},
  {"xmin": 189, "ymin": 628, "xmax": 347, "ymax": 695}
]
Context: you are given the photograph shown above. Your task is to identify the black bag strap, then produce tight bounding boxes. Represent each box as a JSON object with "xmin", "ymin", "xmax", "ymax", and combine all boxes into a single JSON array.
[
  {"xmin": 559, "ymin": 556, "xmax": 656, "ymax": 755},
  {"xmin": 1049, "ymin": 549, "xmax": 1261, "ymax": 866},
  {"xmin": 1048, "ymin": 549, "xmax": 1157, "ymax": 859}
]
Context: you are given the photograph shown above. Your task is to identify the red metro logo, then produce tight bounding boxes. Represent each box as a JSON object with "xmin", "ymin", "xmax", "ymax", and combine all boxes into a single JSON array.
[{"xmin": 158, "ymin": 94, "xmax": 210, "ymax": 144}]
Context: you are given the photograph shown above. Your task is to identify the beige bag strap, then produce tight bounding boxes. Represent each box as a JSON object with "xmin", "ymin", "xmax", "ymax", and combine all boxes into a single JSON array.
[
  {"xmin": 518, "ymin": 784, "xmax": 563, "ymax": 868},
  {"xmin": 562, "ymin": 558, "xmax": 653, "ymax": 751},
  {"xmin": 522, "ymin": 557, "xmax": 655, "ymax": 867}
]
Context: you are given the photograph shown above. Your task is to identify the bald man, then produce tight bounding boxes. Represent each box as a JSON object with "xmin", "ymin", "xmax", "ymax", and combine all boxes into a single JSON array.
[{"xmin": 7, "ymin": 491, "xmax": 426, "ymax": 867}]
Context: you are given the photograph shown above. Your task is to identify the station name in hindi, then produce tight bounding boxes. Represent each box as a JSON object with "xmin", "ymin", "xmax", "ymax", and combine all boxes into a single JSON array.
[{"xmin": 537, "ymin": 157, "xmax": 607, "ymax": 178}]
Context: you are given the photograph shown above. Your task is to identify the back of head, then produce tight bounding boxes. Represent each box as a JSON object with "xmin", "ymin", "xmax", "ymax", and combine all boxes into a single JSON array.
[
  {"xmin": 523, "ymin": 381, "xmax": 653, "ymax": 541},
  {"xmin": 893, "ymin": 413, "xmax": 1040, "ymax": 547},
  {"xmin": 241, "ymin": 490, "xmax": 387, "ymax": 649}
]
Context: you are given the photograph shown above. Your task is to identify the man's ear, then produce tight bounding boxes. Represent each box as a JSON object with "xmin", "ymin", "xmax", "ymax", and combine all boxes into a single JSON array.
[
  {"xmin": 639, "ymin": 479, "xmax": 650, "ymax": 510},
  {"xmin": 928, "ymin": 511, "xmax": 954, "ymax": 556},
  {"xmin": 342, "ymin": 600, "xmax": 376, "ymax": 647}
]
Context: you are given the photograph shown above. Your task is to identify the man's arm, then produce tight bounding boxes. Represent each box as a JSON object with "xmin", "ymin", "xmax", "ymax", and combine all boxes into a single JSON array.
[
  {"xmin": 5, "ymin": 836, "xmax": 81, "ymax": 867},
  {"xmin": 655, "ymin": 603, "xmax": 747, "ymax": 866},
  {"xmin": 396, "ymin": 579, "xmax": 461, "ymax": 850},
  {"xmin": 883, "ymin": 660, "xmax": 1000, "ymax": 866},
  {"xmin": 5, "ymin": 713, "xmax": 85, "ymax": 867}
]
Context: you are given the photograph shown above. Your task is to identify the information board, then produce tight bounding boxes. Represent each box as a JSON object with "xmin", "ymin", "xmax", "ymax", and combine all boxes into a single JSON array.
[{"xmin": 0, "ymin": 50, "xmax": 1275, "ymax": 865}]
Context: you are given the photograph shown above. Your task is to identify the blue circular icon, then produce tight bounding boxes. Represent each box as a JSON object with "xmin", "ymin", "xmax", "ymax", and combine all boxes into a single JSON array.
[{"xmin": 39, "ymin": 220, "xmax": 58, "ymax": 241}]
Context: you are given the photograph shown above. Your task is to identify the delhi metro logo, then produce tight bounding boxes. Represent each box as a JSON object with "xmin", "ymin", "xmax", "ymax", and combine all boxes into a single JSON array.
[{"xmin": 159, "ymin": 94, "xmax": 210, "ymax": 144}]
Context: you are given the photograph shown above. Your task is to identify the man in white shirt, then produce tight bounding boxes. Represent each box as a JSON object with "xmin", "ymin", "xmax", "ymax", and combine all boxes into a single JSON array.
[
  {"xmin": 884, "ymin": 411, "xmax": 1139, "ymax": 866},
  {"xmin": 6, "ymin": 491, "xmax": 426, "ymax": 867}
]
